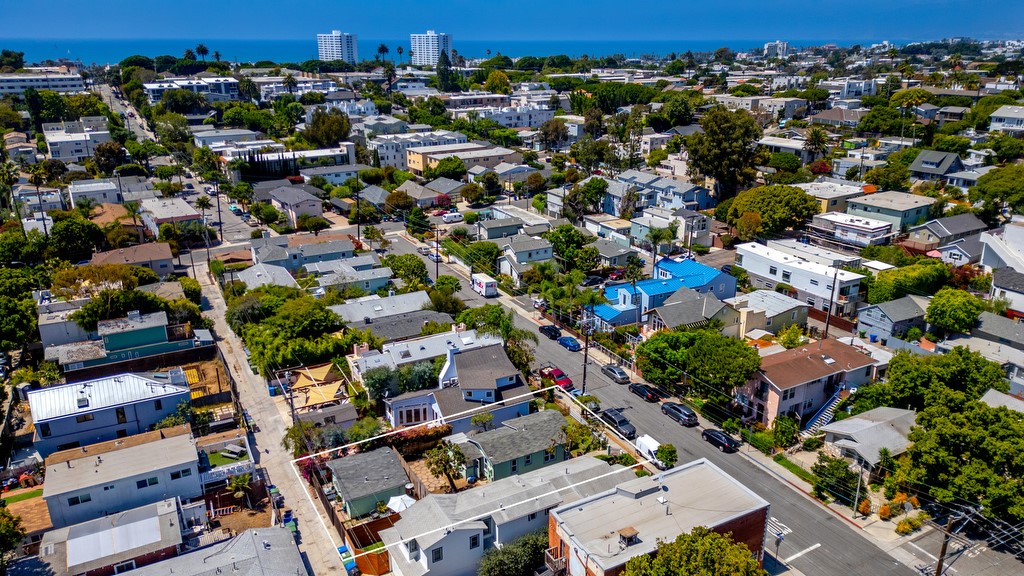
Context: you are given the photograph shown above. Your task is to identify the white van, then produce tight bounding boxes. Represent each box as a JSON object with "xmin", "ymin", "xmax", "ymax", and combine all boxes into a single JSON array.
[
  {"xmin": 635, "ymin": 434, "xmax": 670, "ymax": 470},
  {"xmin": 441, "ymin": 212, "xmax": 464, "ymax": 224},
  {"xmin": 472, "ymin": 273, "xmax": 498, "ymax": 297}
]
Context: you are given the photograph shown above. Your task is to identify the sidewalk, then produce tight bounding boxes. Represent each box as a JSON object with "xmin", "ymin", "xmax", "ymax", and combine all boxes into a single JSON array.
[{"xmin": 195, "ymin": 263, "xmax": 342, "ymax": 576}]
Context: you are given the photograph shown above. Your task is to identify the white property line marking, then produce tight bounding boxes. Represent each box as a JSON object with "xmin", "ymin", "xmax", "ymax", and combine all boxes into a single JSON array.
[{"xmin": 784, "ymin": 543, "xmax": 821, "ymax": 563}]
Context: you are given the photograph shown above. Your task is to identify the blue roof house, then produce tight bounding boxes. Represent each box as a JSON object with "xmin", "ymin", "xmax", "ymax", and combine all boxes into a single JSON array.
[
  {"xmin": 593, "ymin": 277, "xmax": 686, "ymax": 330},
  {"xmin": 653, "ymin": 258, "xmax": 737, "ymax": 300}
]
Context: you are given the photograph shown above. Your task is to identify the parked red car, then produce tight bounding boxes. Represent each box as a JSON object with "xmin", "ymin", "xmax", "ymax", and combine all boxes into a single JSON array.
[
  {"xmin": 539, "ymin": 364, "xmax": 574, "ymax": 390},
  {"xmin": 609, "ymin": 269, "xmax": 625, "ymax": 281},
  {"xmin": 432, "ymin": 209, "xmax": 449, "ymax": 217}
]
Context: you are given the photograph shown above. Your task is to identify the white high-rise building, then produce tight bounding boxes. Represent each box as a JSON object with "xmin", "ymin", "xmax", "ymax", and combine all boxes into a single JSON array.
[
  {"xmin": 764, "ymin": 40, "xmax": 789, "ymax": 59},
  {"xmin": 318, "ymin": 30, "xmax": 359, "ymax": 64},
  {"xmin": 410, "ymin": 30, "xmax": 452, "ymax": 67}
]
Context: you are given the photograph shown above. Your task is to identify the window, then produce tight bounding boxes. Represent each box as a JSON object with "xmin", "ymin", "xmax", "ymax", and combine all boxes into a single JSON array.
[
  {"xmin": 407, "ymin": 540, "xmax": 419, "ymax": 554},
  {"xmin": 68, "ymin": 494, "xmax": 91, "ymax": 506},
  {"xmin": 525, "ymin": 454, "xmax": 533, "ymax": 466},
  {"xmin": 470, "ymin": 534, "xmax": 480, "ymax": 549},
  {"xmin": 782, "ymin": 271, "xmax": 791, "ymax": 282},
  {"xmin": 154, "ymin": 399, "xmax": 163, "ymax": 411},
  {"xmin": 766, "ymin": 318, "xmax": 773, "ymax": 327},
  {"xmin": 791, "ymin": 311, "xmax": 797, "ymax": 320},
  {"xmin": 114, "ymin": 560, "xmax": 136, "ymax": 573},
  {"xmin": 171, "ymin": 468, "xmax": 192, "ymax": 480},
  {"xmin": 544, "ymin": 450, "xmax": 556, "ymax": 463},
  {"xmin": 103, "ymin": 485, "xmax": 115, "ymax": 491},
  {"xmin": 39, "ymin": 423, "xmax": 51, "ymax": 437},
  {"xmin": 511, "ymin": 458, "xmax": 518, "ymax": 473},
  {"xmin": 807, "ymin": 298, "xmax": 816, "ymax": 306},
  {"xmin": 76, "ymin": 414, "xmax": 94, "ymax": 423},
  {"xmin": 528, "ymin": 512, "xmax": 538, "ymax": 521},
  {"xmin": 809, "ymin": 279, "xmax": 819, "ymax": 286},
  {"xmin": 769, "ymin": 266, "xmax": 778, "ymax": 276},
  {"xmin": 116, "ymin": 407, "xmax": 127, "ymax": 424},
  {"xmin": 865, "ymin": 366, "xmax": 872, "ymax": 376},
  {"xmin": 136, "ymin": 477, "xmax": 158, "ymax": 489},
  {"xmin": 432, "ymin": 548, "xmax": 443, "ymax": 563}
]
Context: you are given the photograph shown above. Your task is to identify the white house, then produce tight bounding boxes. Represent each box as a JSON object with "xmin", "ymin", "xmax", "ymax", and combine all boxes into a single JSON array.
[
  {"xmin": 43, "ymin": 117, "xmax": 110, "ymax": 163},
  {"xmin": 809, "ymin": 212, "xmax": 893, "ymax": 247},
  {"xmin": 980, "ymin": 216, "xmax": 1024, "ymax": 273},
  {"xmin": 989, "ymin": 105, "xmax": 1024, "ymax": 135},
  {"xmin": 735, "ymin": 242, "xmax": 864, "ymax": 316},
  {"xmin": 0, "ymin": 73, "xmax": 84, "ymax": 96},
  {"xmin": 42, "ymin": 425, "xmax": 202, "ymax": 528},
  {"xmin": 268, "ymin": 186, "xmax": 322, "ymax": 227},
  {"xmin": 497, "ymin": 234, "xmax": 553, "ymax": 287},
  {"xmin": 368, "ymin": 130, "xmax": 468, "ymax": 169}
]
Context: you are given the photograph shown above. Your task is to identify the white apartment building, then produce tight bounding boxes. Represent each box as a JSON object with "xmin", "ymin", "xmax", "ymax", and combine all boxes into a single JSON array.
[
  {"xmin": 367, "ymin": 130, "xmax": 468, "ymax": 169},
  {"xmin": 317, "ymin": 30, "xmax": 359, "ymax": 64},
  {"xmin": 980, "ymin": 215, "xmax": 1024, "ymax": 273},
  {"xmin": 43, "ymin": 117, "xmax": 111, "ymax": 163},
  {"xmin": 0, "ymin": 73, "xmax": 84, "ymax": 96},
  {"xmin": 251, "ymin": 76, "xmax": 337, "ymax": 100},
  {"xmin": 735, "ymin": 242, "xmax": 864, "ymax": 317},
  {"xmin": 410, "ymin": 30, "xmax": 452, "ymax": 66},
  {"xmin": 142, "ymin": 77, "xmax": 238, "ymax": 104},
  {"xmin": 810, "ymin": 212, "xmax": 894, "ymax": 247},
  {"xmin": 451, "ymin": 105, "xmax": 554, "ymax": 128},
  {"xmin": 764, "ymin": 40, "xmax": 789, "ymax": 58},
  {"xmin": 989, "ymin": 105, "xmax": 1024, "ymax": 135},
  {"xmin": 819, "ymin": 77, "xmax": 878, "ymax": 99}
]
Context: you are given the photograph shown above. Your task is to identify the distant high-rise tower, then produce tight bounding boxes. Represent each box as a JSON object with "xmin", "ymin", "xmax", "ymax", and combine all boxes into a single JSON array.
[
  {"xmin": 410, "ymin": 30, "xmax": 452, "ymax": 67},
  {"xmin": 318, "ymin": 30, "xmax": 359, "ymax": 64},
  {"xmin": 763, "ymin": 40, "xmax": 789, "ymax": 59}
]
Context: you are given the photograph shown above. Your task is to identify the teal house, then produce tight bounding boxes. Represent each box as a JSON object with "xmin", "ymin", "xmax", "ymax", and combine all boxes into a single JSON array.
[
  {"xmin": 456, "ymin": 410, "xmax": 567, "ymax": 482},
  {"xmin": 327, "ymin": 447, "xmax": 410, "ymax": 519},
  {"xmin": 44, "ymin": 310, "xmax": 215, "ymax": 374}
]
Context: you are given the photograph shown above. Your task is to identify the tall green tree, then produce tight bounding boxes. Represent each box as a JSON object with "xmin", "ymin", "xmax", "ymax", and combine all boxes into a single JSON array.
[
  {"xmin": 925, "ymin": 288, "xmax": 984, "ymax": 334},
  {"xmin": 803, "ymin": 126, "xmax": 830, "ymax": 161},
  {"xmin": 727, "ymin": 185, "xmax": 820, "ymax": 236},
  {"xmin": 0, "ymin": 506, "xmax": 27, "ymax": 574},
  {"xmin": 435, "ymin": 51, "xmax": 457, "ymax": 92},
  {"xmin": 304, "ymin": 108, "xmax": 351, "ymax": 148},
  {"xmin": 425, "ymin": 440, "xmax": 466, "ymax": 493},
  {"xmin": 685, "ymin": 106, "xmax": 764, "ymax": 198},
  {"xmin": 623, "ymin": 527, "xmax": 767, "ymax": 576}
]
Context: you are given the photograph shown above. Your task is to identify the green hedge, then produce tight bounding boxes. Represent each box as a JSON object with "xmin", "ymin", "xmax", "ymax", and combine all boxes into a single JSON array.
[{"xmin": 742, "ymin": 429, "xmax": 776, "ymax": 455}]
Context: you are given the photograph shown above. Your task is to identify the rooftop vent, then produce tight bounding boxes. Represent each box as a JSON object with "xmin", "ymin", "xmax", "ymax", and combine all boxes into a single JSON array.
[
  {"xmin": 618, "ymin": 527, "xmax": 639, "ymax": 548},
  {"xmin": 822, "ymin": 355, "xmax": 836, "ymax": 365}
]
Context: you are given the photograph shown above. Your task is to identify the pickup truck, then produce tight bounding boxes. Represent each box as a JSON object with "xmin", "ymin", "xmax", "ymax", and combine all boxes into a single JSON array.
[{"xmin": 538, "ymin": 364, "xmax": 574, "ymax": 390}]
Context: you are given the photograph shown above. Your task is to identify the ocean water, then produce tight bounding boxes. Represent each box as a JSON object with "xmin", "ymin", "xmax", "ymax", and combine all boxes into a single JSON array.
[{"xmin": 5, "ymin": 37, "xmax": 895, "ymax": 66}]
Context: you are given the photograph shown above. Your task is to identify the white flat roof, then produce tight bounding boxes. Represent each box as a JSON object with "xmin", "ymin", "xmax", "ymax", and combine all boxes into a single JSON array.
[
  {"xmin": 737, "ymin": 242, "xmax": 865, "ymax": 282},
  {"xmin": 28, "ymin": 373, "xmax": 189, "ymax": 423},
  {"xmin": 815, "ymin": 211, "xmax": 892, "ymax": 230}
]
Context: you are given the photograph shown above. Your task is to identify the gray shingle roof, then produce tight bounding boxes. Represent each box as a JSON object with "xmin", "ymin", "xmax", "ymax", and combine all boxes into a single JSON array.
[
  {"xmin": 123, "ymin": 527, "xmax": 302, "ymax": 576},
  {"xmin": 469, "ymin": 410, "xmax": 566, "ymax": 464},
  {"xmin": 874, "ymin": 294, "xmax": 929, "ymax": 323},
  {"xmin": 454, "ymin": 344, "xmax": 519, "ymax": 390},
  {"xmin": 424, "ymin": 177, "xmax": 464, "ymax": 195},
  {"xmin": 912, "ymin": 213, "xmax": 986, "ymax": 239},
  {"xmin": 993, "ymin": 267, "xmax": 1024, "ymax": 293},
  {"xmin": 820, "ymin": 407, "xmax": 915, "ymax": 466},
  {"xmin": 480, "ymin": 217, "xmax": 524, "ymax": 231},
  {"xmin": 974, "ymin": 311, "xmax": 1024, "ymax": 346},
  {"xmin": 364, "ymin": 310, "xmax": 454, "ymax": 342},
  {"xmin": 269, "ymin": 185, "xmax": 320, "ymax": 206},
  {"xmin": 908, "ymin": 150, "xmax": 963, "ymax": 176},
  {"xmin": 938, "ymin": 235, "xmax": 983, "ymax": 259},
  {"xmin": 979, "ymin": 389, "xmax": 1024, "ymax": 413},
  {"xmin": 503, "ymin": 234, "xmax": 551, "ymax": 253},
  {"xmin": 655, "ymin": 288, "xmax": 726, "ymax": 328},
  {"xmin": 328, "ymin": 447, "xmax": 408, "ymax": 503}
]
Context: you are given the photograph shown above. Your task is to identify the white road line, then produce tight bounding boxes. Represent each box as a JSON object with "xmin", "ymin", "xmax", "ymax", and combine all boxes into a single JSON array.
[
  {"xmin": 767, "ymin": 517, "xmax": 793, "ymax": 536},
  {"xmin": 784, "ymin": 543, "xmax": 821, "ymax": 563},
  {"xmin": 906, "ymin": 542, "xmax": 959, "ymax": 574}
]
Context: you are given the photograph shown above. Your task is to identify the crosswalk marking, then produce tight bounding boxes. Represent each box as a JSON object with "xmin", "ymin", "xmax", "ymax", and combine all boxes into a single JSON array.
[{"xmin": 768, "ymin": 517, "xmax": 793, "ymax": 537}]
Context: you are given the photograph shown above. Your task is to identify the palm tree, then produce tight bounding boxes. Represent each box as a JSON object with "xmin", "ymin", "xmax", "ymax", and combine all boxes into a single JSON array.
[
  {"xmin": 196, "ymin": 44, "xmax": 209, "ymax": 61},
  {"xmin": 564, "ymin": 269, "xmax": 586, "ymax": 326},
  {"xmin": 396, "ymin": 46, "xmax": 404, "ymax": 64},
  {"xmin": 28, "ymin": 163, "xmax": 49, "ymax": 236},
  {"xmin": 623, "ymin": 254, "xmax": 645, "ymax": 326},
  {"xmin": 377, "ymin": 43, "xmax": 389, "ymax": 62},
  {"xmin": 122, "ymin": 200, "xmax": 143, "ymax": 244},
  {"xmin": 408, "ymin": 50, "xmax": 415, "ymax": 64},
  {"xmin": 480, "ymin": 308, "xmax": 539, "ymax": 376},
  {"xmin": 803, "ymin": 126, "xmax": 830, "ymax": 161},
  {"xmin": 227, "ymin": 473, "xmax": 252, "ymax": 509},
  {"xmin": 237, "ymin": 76, "xmax": 259, "ymax": 102},
  {"xmin": 948, "ymin": 53, "xmax": 963, "ymax": 70},
  {"xmin": 0, "ymin": 161, "xmax": 18, "ymax": 211},
  {"xmin": 282, "ymin": 74, "xmax": 298, "ymax": 95},
  {"xmin": 645, "ymin": 226, "xmax": 671, "ymax": 261},
  {"xmin": 212, "ymin": 50, "xmax": 221, "ymax": 62},
  {"xmin": 183, "ymin": 48, "xmax": 196, "ymax": 61}
]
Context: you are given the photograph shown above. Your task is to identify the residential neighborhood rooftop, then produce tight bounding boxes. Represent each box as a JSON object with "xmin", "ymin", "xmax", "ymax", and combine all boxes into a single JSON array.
[
  {"xmin": 758, "ymin": 338, "xmax": 876, "ymax": 389},
  {"xmin": 849, "ymin": 191, "xmax": 937, "ymax": 211},
  {"xmin": 28, "ymin": 372, "xmax": 189, "ymax": 423},
  {"xmin": 327, "ymin": 447, "xmax": 408, "ymax": 504}
]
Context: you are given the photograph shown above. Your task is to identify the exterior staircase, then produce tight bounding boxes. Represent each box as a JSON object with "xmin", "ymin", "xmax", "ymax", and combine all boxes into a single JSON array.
[{"xmin": 801, "ymin": 390, "xmax": 843, "ymax": 438}]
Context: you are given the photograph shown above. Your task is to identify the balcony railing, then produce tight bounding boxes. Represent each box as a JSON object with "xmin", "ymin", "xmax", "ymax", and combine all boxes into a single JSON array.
[{"xmin": 544, "ymin": 547, "xmax": 566, "ymax": 575}]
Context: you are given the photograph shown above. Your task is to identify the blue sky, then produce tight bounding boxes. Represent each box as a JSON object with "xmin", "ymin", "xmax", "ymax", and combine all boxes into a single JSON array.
[{"xmin": 4, "ymin": 0, "xmax": 1023, "ymax": 41}]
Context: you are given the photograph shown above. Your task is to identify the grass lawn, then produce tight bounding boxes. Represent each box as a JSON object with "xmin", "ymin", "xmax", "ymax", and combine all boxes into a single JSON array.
[
  {"xmin": 208, "ymin": 451, "xmax": 249, "ymax": 469},
  {"xmin": 2, "ymin": 489, "xmax": 42, "ymax": 504},
  {"xmin": 773, "ymin": 454, "xmax": 818, "ymax": 485}
]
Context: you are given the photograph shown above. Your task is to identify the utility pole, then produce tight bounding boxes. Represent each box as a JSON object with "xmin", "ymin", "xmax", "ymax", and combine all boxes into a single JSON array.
[
  {"xmin": 821, "ymin": 265, "xmax": 841, "ymax": 344},
  {"xmin": 355, "ymin": 186, "xmax": 361, "ymax": 242},
  {"xmin": 852, "ymin": 463, "xmax": 863, "ymax": 518},
  {"xmin": 433, "ymin": 223, "xmax": 439, "ymax": 278},
  {"xmin": 581, "ymin": 306, "xmax": 592, "ymax": 395},
  {"xmin": 934, "ymin": 517, "xmax": 954, "ymax": 576}
]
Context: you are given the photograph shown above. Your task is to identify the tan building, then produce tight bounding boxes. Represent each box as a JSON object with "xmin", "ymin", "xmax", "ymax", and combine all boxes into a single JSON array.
[{"xmin": 406, "ymin": 143, "xmax": 522, "ymax": 175}]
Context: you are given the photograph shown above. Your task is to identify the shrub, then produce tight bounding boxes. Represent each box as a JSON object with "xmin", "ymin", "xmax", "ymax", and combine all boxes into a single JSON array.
[
  {"xmin": 721, "ymin": 418, "xmax": 741, "ymax": 435},
  {"xmin": 908, "ymin": 496, "xmax": 920, "ymax": 509},
  {"xmin": 691, "ymin": 243, "xmax": 710, "ymax": 255},
  {"xmin": 742, "ymin": 429, "xmax": 776, "ymax": 455},
  {"xmin": 858, "ymin": 498, "xmax": 873, "ymax": 517},
  {"xmin": 891, "ymin": 492, "xmax": 908, "ymax": 506},
  {"xmin": 896, "ymin": 520, "xmax": 914, "ymax": 535},
  {"xmin": 905, "ymin": 326, "xmax": 923, "ymax": 342},
  {"xmin": 802, "ymin": 436, "xmax": 824, "ymax": 451},
  {"xmin": 386, "ymin": 423, "xmax": 452, "ymax": 457},
  {"xmin": 878, "ymin": 504, "xmax": 893, "ymax": 520}
]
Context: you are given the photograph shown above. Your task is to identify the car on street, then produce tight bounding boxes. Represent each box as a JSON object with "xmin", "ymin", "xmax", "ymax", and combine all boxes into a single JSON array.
[
  {"xmin": 628, "ymin": 383, "xmax": 659, "ymax": 402},
  {"xmin": 600, "ymin": 364, "xmax": 630, "ymax": 384},
  {"xmin": 720, "ymin": 264, "xmax": 732, "ymax": 274},
  {"xmin": 538, "ymin": 324, "xmax": 561, "ymax": 340},
  {"xmin": 184, "ymin": 183, "xmax": 194, "ymax": 190},
  {"xmin": 432, "ymin": 209, "xmax": 448, "ymax": 217},
  {"xmin": 661, "ymin": 402, "xmax": 699, "ymax": 426},
  {"xmin": 417, "ymin": 246, "xmax": 432, "ymax": 255},
  {"xmin": 557, "ymin": 336, "xmax": 582, "ymax": 351},
  {"xmin": 428, "ymin": 253, "xmax": 443, "ymax": 262},
  {"xmin": 600, "ymin": 408, "xmax": 636, "ymax": 439},
  {"xmin": 701, "ymin": 429, "xmax": 740, "ymax": 452},
  {"xmin": 609, "ymin": 268, "xmax": 625, "ymax": 281},
  {"xmin": 538, "ymin": 364, "xmax": 573, "ymax": 389},
  {"xmin": 582, "ymin": 275, "xmax": 604, "ymax": 287}
]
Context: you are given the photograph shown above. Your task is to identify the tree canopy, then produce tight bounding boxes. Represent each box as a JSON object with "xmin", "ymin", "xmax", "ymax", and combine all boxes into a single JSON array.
[
  {"xmin": 971, "ymin": 164, "xmax": 1024, "ymax": 215},
  {"xmin": 623, "ymin": 526, "xmax": 767, "ymax": 576},
  {"xmin": 685, "ymin": 106, "xmax": 764, "ymax": 198},
  {"xmin": 636, "ymin": 328, "xmax": 760, "ymax": 398},
  {"xmin": 727, "ymin": 185, "xmax": 820, "ymax": 237},
  {"xmin": 925, "ymin": 288, "xmax": 983, "ymax": 334}
]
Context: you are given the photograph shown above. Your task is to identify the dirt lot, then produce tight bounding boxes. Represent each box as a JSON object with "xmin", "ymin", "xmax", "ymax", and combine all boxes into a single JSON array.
[{"xmin": 215, "ymin": 504, "xmax": 272, "ymax": 534}]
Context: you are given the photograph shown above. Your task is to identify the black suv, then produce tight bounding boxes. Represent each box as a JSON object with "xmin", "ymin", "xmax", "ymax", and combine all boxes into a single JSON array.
[
  {"xmin": 702, "ymin": 429, "xmax": 740, "ymax": 452},
  {"xmin": 538, "ymin": 324, "xmax": 561, "ymax": 340},
  {"xmin": 661, "ymin": 402, "xmax": 698, "ymax": 426},
  {"xmin": 600, "ymin": 408, "xmax": 637, "ymax": 439}
]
